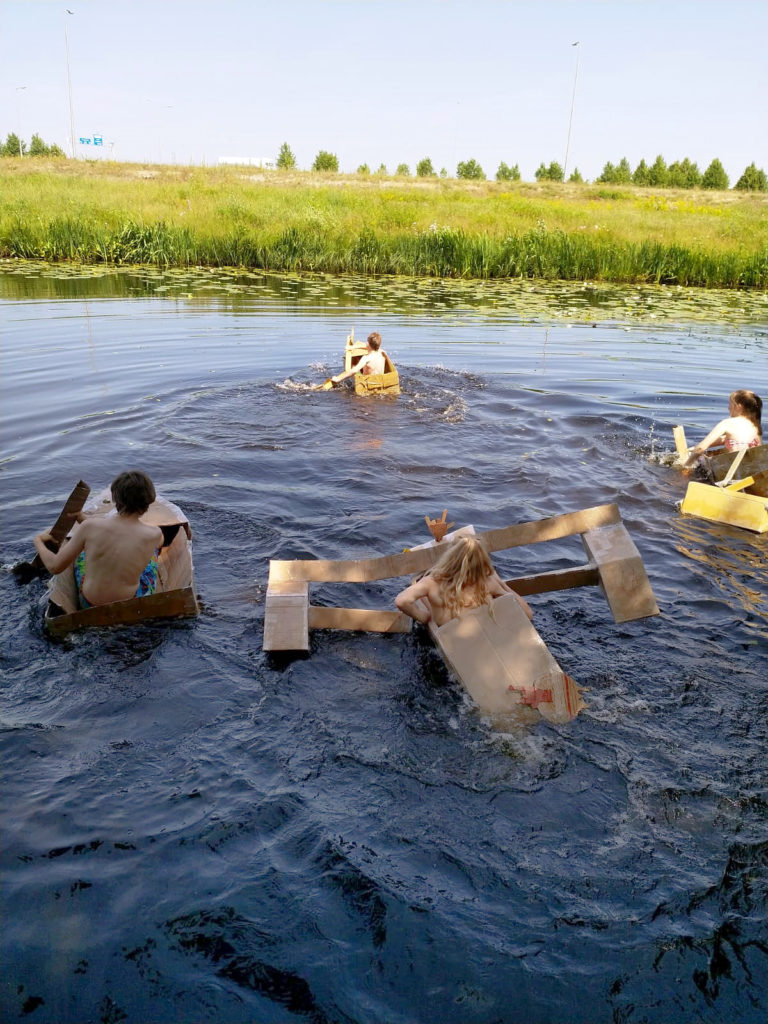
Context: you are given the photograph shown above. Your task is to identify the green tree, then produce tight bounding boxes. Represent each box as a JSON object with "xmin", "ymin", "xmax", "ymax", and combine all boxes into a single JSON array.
[
  {"xmin": 615, "ymin": 157, "xmax": 632, "ymax": 183},
  {"xmin": 536, "ymin": 160, "xmax": 563, "ymax": 182},
  {"xmin": 667, "ymin": 158, "xmax": 701, "ymax": 188},
  {"xmin": 375, "ymin": 163, "xmax": 387, "ymax": 175},
  {"xmin": 416, "ymin": 157, "xmax": 434, "ymax": 177},
  {"xmin": 457, "ymin": 158, "xmax": 485, "ymax": 180},
  {"xmin": 734, "ymin": 162, "xmax": 768, "ymax": 191},
  {"xmin": 396, "ymin": 162, "xmax": 410, "ymax": 176},
  {"xmin": 701, "ymin": 158, "xmax": 729, "ymax": 190},
  {"xmin": 28, "ymin": 133, "xmax": 50, "ymax": 156},
  {"xmin": 1, "ymin": 132, "xmax": 25, "ymax": 157},
  {"xmin": 648, "ymin": 154, "xmax": 668, "ymax": 187},
  {"xmin": 439, "ymin": 167, "xmax": 448, "ymax": 178},
  {"xmin": 357, "ymin": 163, "xmax": 370, "ymax": 175},
  {"xmin": 276, "ymin": 142, "xmax": 296, "ymax": 169},
  {"xmin": 496, "ymin": 161, "xmax": 520, "ymax": 181},
  {"xmin": 312, "ymin": 150, "xmax": 338, "ymax": 172},
  {"xmin": 632, "ymin": 159, "xmax": 650, "ymax": 185},
  {"xmin": 49, "ymin": 143, "xmax": 66, "ymax": 158},
  {"xmin": 597, "ymin": 161, "xmax": 617, "ymax": 183},
  {"xmin": 568, "ymin": 167, "xmax": 584, "ymax": 183}
]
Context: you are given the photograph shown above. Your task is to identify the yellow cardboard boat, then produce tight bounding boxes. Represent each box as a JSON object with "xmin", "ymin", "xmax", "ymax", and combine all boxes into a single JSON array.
[
  {"xmin": 344, "ymin": 332, "xmax": 400, "ymax": 397},
  {"xmin": 673, "ymin": 427, "xmax": 768, "ymax": 533}
]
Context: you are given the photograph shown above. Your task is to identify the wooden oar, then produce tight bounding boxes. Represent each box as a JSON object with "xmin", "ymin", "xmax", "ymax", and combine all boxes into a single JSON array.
[
  {"xmin": 14, "ymin": 480, "xmax": 91, "ymax": 582},
  {"xmin": 311, "ymin": 378, "xmax": 336, "ymax": 391}
]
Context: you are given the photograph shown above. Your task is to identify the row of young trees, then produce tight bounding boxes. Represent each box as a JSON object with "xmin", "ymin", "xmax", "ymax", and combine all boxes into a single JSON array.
[
  {"xmin": 278, "ymin": 142, "xmax": 768, "ymax": 191},
  {"xmin": 279, "ymin": 143, "xmax": 527, "ymax": 184},
  {"xmin": 595, "ymin": 155, "xmax": 767, "ymax": 191},
  {"xmin": 4, "ymin": 133, "xmax": 765, "ymax": 192},
  {"xmin": 0, "ymin": 132, "xmax": 65, "ymax": 157}
]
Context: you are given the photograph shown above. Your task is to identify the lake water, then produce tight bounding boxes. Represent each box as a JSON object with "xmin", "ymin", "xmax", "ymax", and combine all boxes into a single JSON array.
[{"xmin": 1, "ymin": 262, "xmax": 767, "ymax": 1024}]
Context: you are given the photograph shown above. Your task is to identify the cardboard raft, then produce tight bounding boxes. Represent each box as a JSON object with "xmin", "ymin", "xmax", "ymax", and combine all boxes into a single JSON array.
[
  {"xmin": 45, "ymin": 487, "xmax": 199, "ymax": 636},
  {"xmin": 344, "ymin": 332, "xmax": 400, "ymax": 397},
  {"xmin": 263, "ymin": 503, "xmax": 659, "ymax": 722},
  {"xmin": 673, "ymin": 427, "xmax": 768, "ymax": 533}
]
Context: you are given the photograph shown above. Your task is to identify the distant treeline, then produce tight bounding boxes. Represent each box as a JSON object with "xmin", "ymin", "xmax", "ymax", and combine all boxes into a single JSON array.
[
  {"xmin": 4, "ymin": 133, "xmax": 767, "ymax": 192},
  {"xmin": 282, "ymin": 143, "xmax": 768, "ymax": 192},
  {"xmin": 0, "ymin": 133, "xmax": 65, "ymax": 158}
]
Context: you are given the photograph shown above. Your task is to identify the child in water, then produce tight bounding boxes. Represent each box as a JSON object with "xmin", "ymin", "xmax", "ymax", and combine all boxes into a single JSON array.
[
  {"xmin": 331, "ymin": 332, "xmax": 386, "ymax": 384},
  {"xmin": 34, "ymin": 470, "xmax": 163, "ymax": 609},
  {"xmin": 394, "ymin": 535, "xmax": 533, "ymax": 627},
  {"xmin": 682, "ymin": 389, "xmax": 762, "ymax": 469}
]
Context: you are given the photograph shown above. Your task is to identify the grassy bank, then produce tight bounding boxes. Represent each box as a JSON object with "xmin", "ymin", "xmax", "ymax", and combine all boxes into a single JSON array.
[{"xmin": 1, "ymin": 159, "xmax": 766, "ymax": 288}]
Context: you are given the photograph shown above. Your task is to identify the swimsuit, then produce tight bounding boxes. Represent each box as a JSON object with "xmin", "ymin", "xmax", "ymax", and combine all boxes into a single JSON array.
[
  {"xmin": 74, "ymin": 550, "xmax": 160, "ymax": 610},
  {"xmin": 724, "ymin": 436, "xmax": 760, "ymax": 451}
]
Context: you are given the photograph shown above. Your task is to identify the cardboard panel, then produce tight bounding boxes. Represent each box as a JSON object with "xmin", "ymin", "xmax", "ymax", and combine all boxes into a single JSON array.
[
  {"xmin": 31, "ymin": 480, "xmax": 91, "ymax": 570},
  {"xmin": 506, "ymin": 564, "xmax": 600, "ymax": 596},
  {"xmin": 581, "ymin": 523, "xmax": 660, "ymax": 622},
  {"xmin": 704, "ymin": 444, "xmax": 768, "ymax": 489},
  {"xmin": 429, "ymin": 593, "xmax": 582, "ymax": 722},
  {"xmin": 680, "ymin": 481, "xmax": 768, "ymax": 533},
  {"xmin": 46, "ymin": 586, "xmax": 199, "ymax": 636},
  {"xmin": 269, "ymin": 505, "xmax": 622, "ymax": 585},
  {"xmin": 263, "ymin": 580, "xmax": 309, "ymax": 651},
  {"xmin": 308, "ymin": 607, "xmax": 412, "ymax": 633}
]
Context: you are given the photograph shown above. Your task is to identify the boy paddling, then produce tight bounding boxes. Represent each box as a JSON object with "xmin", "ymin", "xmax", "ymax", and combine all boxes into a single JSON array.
[
  {"xmin": 331, "ymin": 331, "xmax": 387, "ymax": 384},
  {"xmin": 34, "ymin": 470, "xmax": 163, "ymax": 608}
]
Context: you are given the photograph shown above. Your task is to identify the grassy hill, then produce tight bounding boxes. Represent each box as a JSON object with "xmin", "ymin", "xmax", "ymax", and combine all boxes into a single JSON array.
[{"xmin": 1, "ymin": 158, "xmax": 766, "ymax": 288}]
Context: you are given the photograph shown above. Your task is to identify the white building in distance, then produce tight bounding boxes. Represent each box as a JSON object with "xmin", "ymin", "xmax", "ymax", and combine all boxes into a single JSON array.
[{"xmin": 218, "ymin": 156, "xmax": 275, "ymax": 168}]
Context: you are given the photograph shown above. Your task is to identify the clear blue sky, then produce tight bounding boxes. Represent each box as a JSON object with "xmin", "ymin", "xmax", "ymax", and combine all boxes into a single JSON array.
[{"xmin": 1, "ymin": 0, "xmax": 766, "ymax": 182}]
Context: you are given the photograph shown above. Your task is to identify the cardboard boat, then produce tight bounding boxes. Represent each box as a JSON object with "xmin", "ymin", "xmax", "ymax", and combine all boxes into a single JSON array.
[
  {"xmin": 673, "ymin": 427, "xmax": 768, "ymax": 533},
  {"xmin": 44, "ymin": 485, "xmax": 199, "ymax": 636},
  {"xmin": 263, "ymin": 504, "xmax": 659, "ymax": 723},
  {"xmin": 344, "ymin": 332, "xmax": 400, "ymax": 397}
]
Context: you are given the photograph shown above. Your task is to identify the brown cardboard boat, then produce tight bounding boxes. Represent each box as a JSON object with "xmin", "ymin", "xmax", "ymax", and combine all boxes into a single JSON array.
[
  {"xmin": 263, "ymin": 504, "xmax": 659, "ymax": 723},
  {"xmin": 44, "ymin": 486, "xmax": 199, "ymax": 636}
]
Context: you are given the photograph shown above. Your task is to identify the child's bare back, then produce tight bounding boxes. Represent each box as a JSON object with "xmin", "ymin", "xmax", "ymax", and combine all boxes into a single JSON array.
[{"xmin": 34, "ymin": 470, "xmax": 163, "ymax": 608}]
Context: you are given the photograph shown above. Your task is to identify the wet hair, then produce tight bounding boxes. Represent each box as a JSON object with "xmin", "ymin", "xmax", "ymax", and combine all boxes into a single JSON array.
[
  {"xmin": 367, "ymin": 332, "xmax": 382, "ymax": 351},
  {"xmin": 430, "ymin": 536, "xmax": 496, "ymax": 619},
  {"xmin": 111, "ymin": 470, "xmax": 156, "ymax": 515},
  {"xmin": 731, "ymin": 389, "xmax": 762, "ymax": 437}
]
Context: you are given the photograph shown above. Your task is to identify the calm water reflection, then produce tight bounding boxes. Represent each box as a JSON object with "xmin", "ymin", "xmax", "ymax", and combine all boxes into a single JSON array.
[{"xmin": 1, "ymin": 263, "xmax": 767, "ymax": 1024}]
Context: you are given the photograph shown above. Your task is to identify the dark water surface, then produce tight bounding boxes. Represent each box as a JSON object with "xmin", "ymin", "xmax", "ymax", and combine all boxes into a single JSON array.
[{"xmin": 2, "ymin": 264, "xmax": 767, "ymax": 1024}]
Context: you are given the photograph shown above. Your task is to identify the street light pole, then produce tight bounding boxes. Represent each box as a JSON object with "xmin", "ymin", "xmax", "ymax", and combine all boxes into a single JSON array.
[
  {"xmin": 15, "ymin": 86, "xmax": 27, "ymax": 156},
  {"xmin": 64, "ymin": 9, "xmax": 76, "ymax": 158},
  {"xmin": 563, "ymin": 41, "xmax": 580, "ymax": 183}
]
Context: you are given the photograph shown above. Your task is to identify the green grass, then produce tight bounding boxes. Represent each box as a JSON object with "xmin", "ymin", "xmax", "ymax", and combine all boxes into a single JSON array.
[{"xmin": 1, "ymin": 158, "xmax": 766, "ymax": 288}]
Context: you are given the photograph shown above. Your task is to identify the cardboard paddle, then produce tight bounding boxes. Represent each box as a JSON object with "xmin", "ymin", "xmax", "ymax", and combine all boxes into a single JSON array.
[{"xmin": 14, "ymin": 480, "xmax": 91, "ymax": 582}]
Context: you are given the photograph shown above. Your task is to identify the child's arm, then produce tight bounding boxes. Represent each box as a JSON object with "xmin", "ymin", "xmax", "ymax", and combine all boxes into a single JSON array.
[
  {"xmin": 394, "ymin": 576, "xmax": 434, "ymax": 624},
  {"xmin": 332, "ymin": 352, "xmax": 370, "ymax": 384},
  {"xmin": 683, "ymin": 418, "xmax": 731, "ymax": 467},
  {"xmin": 33, "ymin": 520, "xmax": 88, "ymax": 575}
]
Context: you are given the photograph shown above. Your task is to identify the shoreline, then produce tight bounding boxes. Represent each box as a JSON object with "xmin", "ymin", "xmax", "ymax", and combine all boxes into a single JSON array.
[{"xmin": 2, "ymin": 159, "xmax": 766, "ymax": 289}]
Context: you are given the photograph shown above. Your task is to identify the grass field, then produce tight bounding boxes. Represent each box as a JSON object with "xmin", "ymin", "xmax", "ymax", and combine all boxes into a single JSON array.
[{"xmin": 1, "ymin": 158, "xmax": 766, "ymax": 288}]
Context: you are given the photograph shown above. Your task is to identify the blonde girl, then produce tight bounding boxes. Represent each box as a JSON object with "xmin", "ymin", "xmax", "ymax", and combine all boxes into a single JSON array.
[
  {"xmin": 395, "ymin": 535, "xmax": 533, "ymax": 627},
  {"xmin": 683, "ymin": 389, "xmax": 762, "ymax": 469}
]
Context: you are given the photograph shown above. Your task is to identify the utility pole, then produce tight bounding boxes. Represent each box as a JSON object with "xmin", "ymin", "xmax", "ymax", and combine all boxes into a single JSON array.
[
  {"xmin": 15, "ymin": 86, "xmax": 27, "ymax": 156},
  {"xmin": 563, "ymin": 41, "xmax": 580, "ymax": 183},
  {"xmin": 64, "ymin": 9, "xmax": 76, "ymax": 158}
]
